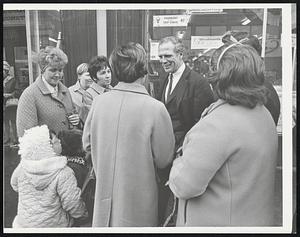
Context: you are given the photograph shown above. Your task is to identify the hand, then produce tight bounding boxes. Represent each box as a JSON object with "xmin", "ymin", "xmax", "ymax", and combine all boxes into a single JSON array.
[{"xmin": 68, "ymin": 113, "xmax": 80, "ymax": 126}]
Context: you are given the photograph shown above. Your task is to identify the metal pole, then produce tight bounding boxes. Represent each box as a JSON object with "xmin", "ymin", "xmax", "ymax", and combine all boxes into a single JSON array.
[
  {"xmin": 261, "ymin": 8, "xmax": 268, "ymax": 58},
  {"xmin": 25, "ymin": 10, "xmax": 34, "ymax": 85},
  {"xmin": 56, "ymin": 32, "xmax": 62, "ymax": 49},
  {"xmin": 144, "ymin": 10, "xmax": 155, "ymax": 97},
  {"xmin": 96, "ymin": 10, "xmax": 107, "ymax": 56},
  {"xmin": 292, "ymin": 36, "xmax": 296, "ymax": 90},
  {"xmin": 34, "ymin": 10, "xmax": 40, "ymax": 76}
]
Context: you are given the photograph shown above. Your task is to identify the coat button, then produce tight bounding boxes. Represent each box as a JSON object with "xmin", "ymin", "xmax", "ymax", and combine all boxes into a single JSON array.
[{"xmin": 58, "ymin": 104, "xmax": 63, "ymax": 108}]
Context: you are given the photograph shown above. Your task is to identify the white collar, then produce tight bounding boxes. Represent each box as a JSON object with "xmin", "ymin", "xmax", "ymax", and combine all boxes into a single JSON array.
[
  {"xmin": 42, "ymin": 76, "xmax": 58, "ymax": 94},
  {"xmin": 172, "ymin": 62, "xmax": 185, "ymax": 78}
]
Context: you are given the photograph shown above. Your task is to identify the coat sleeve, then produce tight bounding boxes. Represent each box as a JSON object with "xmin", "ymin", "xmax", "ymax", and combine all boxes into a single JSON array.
[
  {"xmin": 82, "ymin": 99, "xmax": 96, "ymax": 153},
  {"xmin": 192, "ymin": 75, "xmax": 215, "ymax": 124},
  {"xmin": 168, "ymin": 120, "xmax": 232, "ymax": 200},
  {"xmin": 16, "ymin": 88, "xmax": 38, "ymax": 138},
  {"xmin": 151, "ymin": 103, "xmax": 175, "ymax": 169},
  {"xmin": 57, "ymin": 167, "xmax": 88, "ymax": 219},
  {"xmin": 10, "ymin": 164, "xmax": 21, "ymax": 192}
]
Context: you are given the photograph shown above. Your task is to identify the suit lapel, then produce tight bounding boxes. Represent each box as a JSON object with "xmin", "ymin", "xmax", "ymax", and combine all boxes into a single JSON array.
[{"xmin": 165, "ymin": 67, "xmax": 191, "ymax": 106}]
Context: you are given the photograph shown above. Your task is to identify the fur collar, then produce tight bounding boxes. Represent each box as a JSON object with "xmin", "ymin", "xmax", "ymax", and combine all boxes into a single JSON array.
[
  {"xmin": 20, "ymin": 156, "xmax": 67, "ymax": 190},
  {"xmin": 20, "ymin": 156, "xmax": 67, "ymax": 174}
]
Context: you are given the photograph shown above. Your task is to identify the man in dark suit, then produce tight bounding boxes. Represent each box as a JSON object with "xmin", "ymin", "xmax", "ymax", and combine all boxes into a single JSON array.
[{"xmin": 157, "ymin": 36, "xmax": 215, "ymax": 225}]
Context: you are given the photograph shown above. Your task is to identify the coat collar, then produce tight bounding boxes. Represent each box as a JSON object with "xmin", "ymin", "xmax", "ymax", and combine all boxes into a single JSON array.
[
  {"xmin": 89, "ymin": 82, "xmax": 106, "ymax": 94},
  {"xmin": 72, "ymin": 81, "xmax": 82, "ymax": 92},
  {"xmin": 165, "ymin": 66, "xmax": 191, "ymax": 105},
  {"xmin": 113, "ymin": 81, "xmax": 149, "ymax": 96},
  {"xmin": 36, "ymin": 76, "xmax": 69, "ymax": 104},
  {"xmin": 36, "ymin": 75, "xmax": 68, "ymax": 95},
  {"xmin": 200, "ymin": 99, "xmax": 227, "ymax": 119}
]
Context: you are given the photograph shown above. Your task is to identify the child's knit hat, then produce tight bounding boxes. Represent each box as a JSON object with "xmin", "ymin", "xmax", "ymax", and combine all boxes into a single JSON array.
[{"xmin": 18, "ymin": 125, "xmax": 57, "ymax": 160}]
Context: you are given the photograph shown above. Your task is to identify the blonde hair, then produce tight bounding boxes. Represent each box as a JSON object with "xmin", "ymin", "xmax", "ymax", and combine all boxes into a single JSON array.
[
  {"xmin": 38, "ymin": 46, "xmax": 68, "ymax": 73},
  {"xmin": 76, "ymin": 63, "xmax": 89, "ymax": 76}
]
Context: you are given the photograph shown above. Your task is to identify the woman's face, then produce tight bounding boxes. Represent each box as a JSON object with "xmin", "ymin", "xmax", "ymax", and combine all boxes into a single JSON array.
[
  {"xmin": 96, "ymin": 66, "xmax": 111, "ymax": 87},
  {"xmin": 43, "ymin": 65, "xmax": 64, "ymax": 87},
  {"xmin": 79, "ymin": 72, "xmax": 93, "ymax": 90},
  {"xmin": 51, "ymin": 134, "xmax": 62, "ymax": 155}
]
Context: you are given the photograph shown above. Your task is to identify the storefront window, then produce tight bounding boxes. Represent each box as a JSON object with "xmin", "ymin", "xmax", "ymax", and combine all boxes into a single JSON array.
[
  {"xmin": 147, "ymin": 8, "xmax": 282, "ymax": 93},
  {"xmin": 3, "ymin": 10, "xmax": 28, "ymax": 91},
  {"xmin": 26, "ymin": 10, "xmax": 63, "ymax": 83}
]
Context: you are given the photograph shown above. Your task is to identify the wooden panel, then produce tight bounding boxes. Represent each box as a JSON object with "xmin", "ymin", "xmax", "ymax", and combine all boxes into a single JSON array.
[
  {"xmin": 107, "ymin": 10, "xmax": 145, "ymax": 54},
  {"xmin": 61, "ymin": 10, "xmax": 97, "ymax": 87},
  {"xmin": 107, "ymin": 10, "xmax": 146, "ymax": 86}
]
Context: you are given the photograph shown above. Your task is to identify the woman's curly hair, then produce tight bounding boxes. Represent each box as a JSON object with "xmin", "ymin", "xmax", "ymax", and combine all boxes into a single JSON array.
[{"xmin": 37, "ymin": 46, "xmax": 68, "ymax": 73}]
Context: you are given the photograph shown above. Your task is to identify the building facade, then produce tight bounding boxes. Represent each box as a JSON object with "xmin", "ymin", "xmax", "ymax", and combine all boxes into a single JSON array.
[{"xmin": 3, "ymin": 6, "xmax": 295, "ymax": 134}]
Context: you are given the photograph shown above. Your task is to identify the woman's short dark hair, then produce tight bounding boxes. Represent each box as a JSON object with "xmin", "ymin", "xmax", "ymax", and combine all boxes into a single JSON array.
[
  {"xmin": 57, "ymin": 129, "xmax": 85, "ymax": 157},
  {"xmin": 109, "ymin": 42, "xmax": 148, "ymax": 83},
  {"xmin": 210, "ymin": 43, "xmax": 267, "ymax": 109},
  {"xmin": 88, "ymin": 56, "xmax": 110, "ymax": 81}
]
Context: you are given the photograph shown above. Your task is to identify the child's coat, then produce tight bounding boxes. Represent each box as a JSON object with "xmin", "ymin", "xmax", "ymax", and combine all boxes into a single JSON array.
[{"xmin": 10, "ymin": 125, "xmax": 87, "ymax": 227}]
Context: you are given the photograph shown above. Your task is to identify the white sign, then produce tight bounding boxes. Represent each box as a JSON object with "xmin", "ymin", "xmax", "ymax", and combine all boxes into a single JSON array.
[
  {"xmin": 191, "ymin": 36, "xmax": 223, "ymax": 49},
  {"xmin": 3, "ymin": 10, "xmax": 25, "ymax": 26},
  {"xmin": 150, "ymin": 41, "xmax": 160, "ymax": 60},
  {"xmin": 186, "ymin": 9, "xmax": 223, "ymax": 14},
  {"xmin": 153, "ymin": 15, "xmax": 190, "ymax": 27}
]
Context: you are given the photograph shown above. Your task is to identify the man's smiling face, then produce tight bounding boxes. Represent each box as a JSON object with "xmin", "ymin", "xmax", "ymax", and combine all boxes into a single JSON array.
[{"xmin": 158, "ymin": 41, "xmax": 183, "ymax": 74}]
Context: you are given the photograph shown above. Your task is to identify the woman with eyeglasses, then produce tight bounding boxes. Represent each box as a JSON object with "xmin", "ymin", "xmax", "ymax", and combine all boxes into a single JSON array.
[{"xmin": 17, "ymin": 46, "xmax": 80, "ymax": 138}]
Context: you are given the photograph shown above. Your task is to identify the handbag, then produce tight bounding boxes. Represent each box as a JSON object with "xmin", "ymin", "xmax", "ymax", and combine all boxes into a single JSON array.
[
  {"xmin": 5, "ymin": 98, "xmax": 18, "ymax": 107},
  {"xmin": 81, "ymin": 160, "xmax": 96, "ymax": 222}
]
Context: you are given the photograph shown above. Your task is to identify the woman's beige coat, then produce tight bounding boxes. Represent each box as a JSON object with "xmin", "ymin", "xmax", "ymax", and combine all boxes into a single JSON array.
[
  {"xmin": 169, "ymin": 99, "xmax": 278, "ymax": 226},
  {"xmin": 83, "ymin": 82, "xmax": 175, "ymax": 227}
]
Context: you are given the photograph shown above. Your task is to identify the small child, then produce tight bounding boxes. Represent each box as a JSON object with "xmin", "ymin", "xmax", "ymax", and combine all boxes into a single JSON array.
[
  {"xmin": 10, "ymin": 125, "xmax": 88, "ymax": 228},
  {"xmin": 55, "ymin": 129, "xmax": 88, "ymax": 189}
]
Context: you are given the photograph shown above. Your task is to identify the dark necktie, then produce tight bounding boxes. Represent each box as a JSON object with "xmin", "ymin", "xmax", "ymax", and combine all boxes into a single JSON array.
[{"xmin": 166, "ymin": 73, "xmax": 173, "ymax": 101}]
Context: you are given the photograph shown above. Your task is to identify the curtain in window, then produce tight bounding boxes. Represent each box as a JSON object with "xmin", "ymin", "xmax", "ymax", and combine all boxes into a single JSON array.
[{"xmin": 61, "ymin": 10, "xmax": 97, "ymax": 87}]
